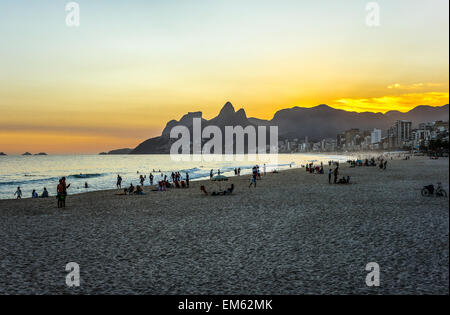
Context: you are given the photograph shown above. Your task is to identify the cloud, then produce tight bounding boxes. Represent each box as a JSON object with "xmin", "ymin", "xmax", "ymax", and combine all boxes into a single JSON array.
[
  {"xmin": 333, "ymin": 92, "xmax": 449, "ymax": 113},
  {"xmin": 387, "ymin": 83, "xmax": 443, "ymax": 90}
]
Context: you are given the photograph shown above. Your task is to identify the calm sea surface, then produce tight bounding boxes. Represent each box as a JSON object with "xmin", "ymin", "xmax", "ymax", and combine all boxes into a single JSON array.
[{"xmin": 0, "ymin": 154, "xmax": 351, "ymax": 200}]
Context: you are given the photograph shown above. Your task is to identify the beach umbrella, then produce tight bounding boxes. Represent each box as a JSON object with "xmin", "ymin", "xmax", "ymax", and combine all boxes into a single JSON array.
[{"xmin": 211, "ymin": 175, "xmax": 228, "ymax": 181}]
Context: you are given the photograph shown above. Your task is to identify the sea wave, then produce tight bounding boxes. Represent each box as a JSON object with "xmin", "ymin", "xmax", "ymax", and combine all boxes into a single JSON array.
[
  {"xmin": 68, "ymin": 173, "xmax": 104, "ymax": 179},
  {"xmin": 0, "ymin": 173, "xmax": 105, "ymax": 186}
]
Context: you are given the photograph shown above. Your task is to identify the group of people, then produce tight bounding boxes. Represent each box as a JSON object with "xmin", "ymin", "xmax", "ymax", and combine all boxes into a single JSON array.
[
  {"xmin": 306, "ymin": 162, "xmax": 325, "ymax": 174},
  {"xmin": 14, "ymin": 187, "xmax": 49, "ymax": 199},
  {"xmin": 249, "ymin": 165, "xmax": 265, "ymax": 188},
  {"xmin": 117, "ymin": 170, "xmax": 191, "ymax": 196}
]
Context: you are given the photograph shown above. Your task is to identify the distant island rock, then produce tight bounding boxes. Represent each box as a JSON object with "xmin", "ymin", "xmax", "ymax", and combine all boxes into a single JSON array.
[
  {"xmin": 0, "ymin": 152, "xmax": 7, "ymax": 156},
  {"xmin": 99, "ymin": 148, "xmax": 133, "ymax": 155},
  {"xmin": 34, "ymin": 152, "xmax": 48, "ymax": 156},
  {"xmin": 22, "ymin": 152, "xmax": 32, "ymax": 156}
]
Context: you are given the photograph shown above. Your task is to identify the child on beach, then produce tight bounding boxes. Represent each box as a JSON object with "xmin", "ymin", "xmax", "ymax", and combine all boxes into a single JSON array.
[
  {"xmin": 14, "ymin": 187, "xmax": 22, "ymax": 199},
  {"xmin": 249, "ymin": 174, "xmax": 257, "ymax": 188},
  {"xmin": 41, "ymin": 187, "xmax": 49, "ymax": 198}
]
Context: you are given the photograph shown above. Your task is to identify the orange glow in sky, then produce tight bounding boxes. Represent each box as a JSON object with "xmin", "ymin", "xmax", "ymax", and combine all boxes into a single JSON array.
[{"xmin": 0, "ymin": 1, "xmax": 448, "ymax": 154}]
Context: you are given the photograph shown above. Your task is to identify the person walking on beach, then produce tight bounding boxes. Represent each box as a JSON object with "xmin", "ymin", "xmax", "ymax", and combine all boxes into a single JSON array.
[
  {"xmin": 383, "ymin": 160, "xmax": 388, "ymax": 170},
  {"xmin": 186, "ymin": 172, "xmax": 190, "ymax": 187},
  {"xmin": 249, "ymin": 174, "xmax": 257, "ymax": 188},
  {"xmin": 14, "ymin": 187, "xmax": 22, "ymax": 199},
  {"xmin": 210, "ymin": 169, "xmax": 214, "ymax": 179},
  {"xmin": 328, "ymin": 169, "xmax": 332, "ymax": 184},
  {"xmin": 238, "ymin": 168, "xmax": 241, "ymax": 176},
  {"xmin": 117, "ymin": 175, "xmax": 122, "ymax": 189}
]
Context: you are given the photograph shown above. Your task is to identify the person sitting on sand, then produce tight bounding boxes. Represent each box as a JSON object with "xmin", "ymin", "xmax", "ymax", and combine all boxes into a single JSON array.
[
  {"xmin": 134, "ymin": 185, "xmax": 144, "ymax": 195},
  {"xmin": 128, "ymin": 183, "xmax": 135, "ymax": 194},
  {"xmin": 14, "ymin": 186, "xmax": 22, "ymax": 199},
  {"xmin": 41, "ymin": 187, "xmax": 49, "ymax": 198},
  {"xmin": 158, "ymin": 181, "xmax": 166, "ymax": 191},
  {"xmin": 32, "ymin": 190, "xmax": 38, "ymax": 198},
  {"xmin": 224, "ymin": 184, "xmax": 234, "ymax": 195}
]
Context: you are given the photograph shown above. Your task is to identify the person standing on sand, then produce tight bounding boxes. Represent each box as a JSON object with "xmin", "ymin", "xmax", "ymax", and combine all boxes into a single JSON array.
[
  {"xmin": 328, "ymin": 169, "xmax": 332, "ymax": 184},
  {"xmin": 14, "ymin": 187, "xmax": 22, "ymax": 199},
  {"xmin": 14, "ymin": 187, "xmax": 23, "ymax": 199},
  {"xmin": 186, "ymin": 172, "xmax": 190, "ymax": 187},
  {"xmin": 117, "ymin": 175, "xmax": 122, "ymax": 189},
  {"xmin": 333, "ymin": 167, "xmax": 339, "ymax": 184},
  {"xmin": 57, "ymin": 177, "xmax": 70, "ymax": 208},
  {"xmin": 149, "ymin": 173, "xmax": 154, "ymax": 186}
]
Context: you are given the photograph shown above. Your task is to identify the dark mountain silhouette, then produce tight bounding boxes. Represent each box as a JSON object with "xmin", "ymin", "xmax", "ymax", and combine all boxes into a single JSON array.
[
  {"xmin": 128, "ymin": 102, "xmax": 448, "ymax": 154},
  {"xmin": 131, "ymin": 102, "xmax": 256, "ymax": 154},
  {"xmin": 263, "ymin": 104, "xmax": 449, "ymax": 140}
]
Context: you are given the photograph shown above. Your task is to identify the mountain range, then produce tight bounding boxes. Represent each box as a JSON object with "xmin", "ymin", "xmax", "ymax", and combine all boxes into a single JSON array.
[{"xmin": 128, "ymin": 102, "xmax": 448, "ymax": 154}]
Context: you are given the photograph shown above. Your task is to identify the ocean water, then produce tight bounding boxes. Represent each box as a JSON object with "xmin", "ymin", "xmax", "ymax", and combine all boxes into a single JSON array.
[{"xmin": 0, "ymin": 154, "xmax": 351, "ymax": 200}]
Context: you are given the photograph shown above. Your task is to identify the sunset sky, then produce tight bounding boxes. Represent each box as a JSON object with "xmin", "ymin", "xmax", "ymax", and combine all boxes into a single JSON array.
[{"xmin": 0, "ymin": 0, "xmax": 448, "ymax": 154}]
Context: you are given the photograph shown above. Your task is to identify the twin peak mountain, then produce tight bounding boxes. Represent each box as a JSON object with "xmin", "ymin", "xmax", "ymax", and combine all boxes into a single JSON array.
[{"xmin": 126, "ymin": 102, "xmax": 448, "ymax": 154}]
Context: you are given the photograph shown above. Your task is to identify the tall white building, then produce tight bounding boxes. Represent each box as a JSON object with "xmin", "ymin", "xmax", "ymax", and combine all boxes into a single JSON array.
[{"xmin": 371, "ymin": 128, "xmax": 382, "ymax": 144}]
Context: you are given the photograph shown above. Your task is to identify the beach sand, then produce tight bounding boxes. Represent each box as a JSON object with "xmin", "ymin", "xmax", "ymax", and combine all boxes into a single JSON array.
[{"xmin": 0, "ymin": 157, "xmax": 448, "ymax": 294}]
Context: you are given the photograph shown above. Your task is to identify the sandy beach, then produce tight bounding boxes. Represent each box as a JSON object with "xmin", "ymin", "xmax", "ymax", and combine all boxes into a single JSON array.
[{"xmin": 0, "ymin": 157, "xmax": 448, "ymax": 295}]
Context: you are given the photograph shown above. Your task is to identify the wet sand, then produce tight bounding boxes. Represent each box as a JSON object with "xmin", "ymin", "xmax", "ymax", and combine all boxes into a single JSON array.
[{"xmin": 0, "ymin": 157, "xmax": 448, "ymax": 294}]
